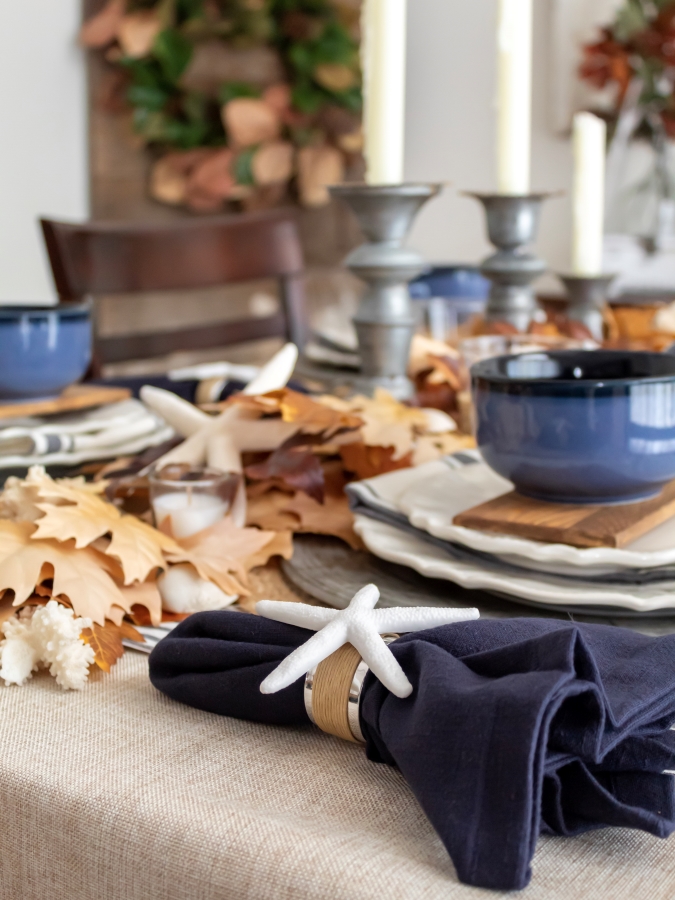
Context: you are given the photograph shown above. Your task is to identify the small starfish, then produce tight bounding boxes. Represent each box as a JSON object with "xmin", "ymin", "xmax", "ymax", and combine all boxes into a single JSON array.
[{"xmin": 257, "ymin": 584, "xmax": 479, "ymax": 698}]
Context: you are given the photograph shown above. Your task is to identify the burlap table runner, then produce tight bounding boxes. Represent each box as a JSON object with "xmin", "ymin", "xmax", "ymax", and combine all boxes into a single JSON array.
[{"xmin": 1, "ymin": 571, "xmax": 675, "ymax": 898}]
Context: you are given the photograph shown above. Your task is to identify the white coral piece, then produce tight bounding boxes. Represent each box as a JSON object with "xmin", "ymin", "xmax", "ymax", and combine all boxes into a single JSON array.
[
  {"xmin": 0, "ymin": 600, "xmax": 95, "ymax": 690},
  {"xmin": 0, "ymin": 616, "xmax": 40, "ymax": 686}
]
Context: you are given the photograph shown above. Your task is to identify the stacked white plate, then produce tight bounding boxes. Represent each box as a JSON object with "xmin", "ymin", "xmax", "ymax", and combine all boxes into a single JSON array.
[{"xmin": 347, "ymin": 453, "xmax": 675, "ymax": 616}]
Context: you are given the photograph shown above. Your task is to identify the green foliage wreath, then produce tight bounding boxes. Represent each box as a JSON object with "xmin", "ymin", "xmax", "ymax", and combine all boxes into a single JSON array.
[{"xmin": 82, "ymin": 0, "xmax": 363, "ymax": 209}]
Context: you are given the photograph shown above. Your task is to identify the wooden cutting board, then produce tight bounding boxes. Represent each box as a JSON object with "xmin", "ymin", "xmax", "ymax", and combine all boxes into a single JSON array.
[
  {"xmin": 0, "ymin": 384, "xmax": 131, "ymax": 422},
  {"xmin": 452, "ymin": 481, "xmax": 675, "ymax": 549}
]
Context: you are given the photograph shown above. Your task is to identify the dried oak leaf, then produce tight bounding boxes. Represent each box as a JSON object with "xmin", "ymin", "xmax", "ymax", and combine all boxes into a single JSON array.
[
  {"xmin": 245, "ymin": 437, "xmax": 325, "ymax": 503},
  {"xmin": 0, "ymin": 591, "xmax": 19, "ymax": 627},
  {"xmin": 409, "ymin": 334, "xmax": 460, "ymax": 375},
  {"xmin": 0, "ymin": 521, "xmax": 129, "ymax": 626},
  {"xmin": 166, "ymin": 517, "xmax": 289, "ymax": 597},
  {"xmin": 81, "ymin": 620, "xmax": 145, "ymax": 673},
  {"xmin": 79, "ymin": 0, "xmax": 125, "ymax": 48},
  {"xmin": 423, "ymin": 356, "xmax": 464, "ymax": 391},
  {"xmin": 246, "ymin": 488, "xmax": 299, "ymax": 531},
  {"xmin": 246, "ymin": 477, "xmax": 292, "ymax": 499},
  {"xmin": 339, "ymin": 443, "xmax": 413, "ymax": 480},
  {"xmin": 356, "ymin": 389, "xmax": 429, "ymax": 458},
  {"xmin": 282, "ymin": 491, "xmax": 363, "ymax": 550},
  {"xmin": 270, "ymin": 389, "xmax": 362, "ymax": 437},
  {"xmin": 245, "ymin": 530, "xmax": 293, "ymax": 569},
  {"xmin": 119, "ymin": 580, "xmax": 162, "ymax": 627},
  {"xmin": 129, "ymin": 603, "xmax": 186, "ymax": 627},
  {"xmin": 29, "ymin": 472, "xmax": 181, "ymax": 585},
  {"xmin": 212, "ymin": 392, "xmax": 281, "ymax": 416}
]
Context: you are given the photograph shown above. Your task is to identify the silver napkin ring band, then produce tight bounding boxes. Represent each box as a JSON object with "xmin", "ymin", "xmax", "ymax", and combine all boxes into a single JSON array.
[{"xmin": 304, "ymin": 634, "xmax": 399, "ymax": 744}]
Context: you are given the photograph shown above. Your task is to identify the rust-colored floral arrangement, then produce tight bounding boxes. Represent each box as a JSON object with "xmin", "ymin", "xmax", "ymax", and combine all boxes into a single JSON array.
[
  {"xmin": 81, "ymin": 0, "xmax": 363, "ymax": 212},
  {"xmin": 580, "ymin": 0, "xmax": 675, "ymax": 137}
]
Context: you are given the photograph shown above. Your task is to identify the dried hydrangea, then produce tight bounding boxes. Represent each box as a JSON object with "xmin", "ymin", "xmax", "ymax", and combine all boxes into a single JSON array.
[{"xmin": 0, "ymin": 600, "xmax": 95, "ymax": 690}]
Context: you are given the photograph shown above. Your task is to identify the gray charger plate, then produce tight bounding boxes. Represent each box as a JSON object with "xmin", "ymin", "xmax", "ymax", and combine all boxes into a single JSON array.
[{"xmin": 282, "ymin": 535, "xmax": 675, "ymax": 637}]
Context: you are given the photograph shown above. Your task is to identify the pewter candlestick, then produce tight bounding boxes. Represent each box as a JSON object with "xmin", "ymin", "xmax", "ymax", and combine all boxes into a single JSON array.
[
  {"xmin": 330, "ymin": 183, "xmax": 441, "ymax": 400},
  {"xmin": 470, "ymin": 193, "xmax": 549, "ymax": 332},
  {"xmin": 558, "ymin": 274, "xmax": 615, "ymax": 343}
]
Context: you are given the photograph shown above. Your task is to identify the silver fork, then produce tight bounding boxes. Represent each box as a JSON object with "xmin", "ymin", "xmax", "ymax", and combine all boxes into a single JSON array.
[{"xmin": 123, "ymin": 621, "xmax": 179, "ymax": 655}]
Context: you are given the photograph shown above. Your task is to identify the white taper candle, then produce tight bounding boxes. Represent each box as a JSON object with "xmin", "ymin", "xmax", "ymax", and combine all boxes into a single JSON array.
[
  {"xmin": 362, "ymin": 0, "xmax": 407, "ymax": 185},
  {"xmin": 496, "ymin": 0, "xmax": 533, "ymax": 195},
  {"xmin": 571, "ymin": 112, "xmax": 607, "ymax": 276}
]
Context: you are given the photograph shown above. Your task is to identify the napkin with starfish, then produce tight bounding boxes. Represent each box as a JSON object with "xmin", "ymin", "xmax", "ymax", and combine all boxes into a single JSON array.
[{"xmin": 149, "ymin": 612, "xmax": 675, "ymax": 892}]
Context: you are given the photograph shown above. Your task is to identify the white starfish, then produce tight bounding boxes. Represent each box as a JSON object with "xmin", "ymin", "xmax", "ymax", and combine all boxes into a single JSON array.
[{"xmin": 257, "ymin": 585, "xmax": 479, "ymax": 698}]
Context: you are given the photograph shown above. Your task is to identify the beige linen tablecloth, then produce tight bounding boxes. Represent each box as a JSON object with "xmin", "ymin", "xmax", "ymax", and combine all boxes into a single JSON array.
[{"xmin": 3, "ymin": 587, "xmax": 675, "ymax": 899}]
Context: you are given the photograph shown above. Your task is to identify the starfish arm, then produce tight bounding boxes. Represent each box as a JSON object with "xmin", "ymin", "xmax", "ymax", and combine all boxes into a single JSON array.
[
  {"xmin": 348, "ymin": 624, "xmax": 413, "ymax": 699},
  {"xmin": 349, "ymin": 583, "xmax": 380, "ymax": 612},
  {"xmin": 373, "ymin": 606, "xmax": 479, "ymax": 633},
  {"xmin": 256, "ymin": 600, "xmax": 337, "ymax": 630},
  {"xmin": 259, "ymin": 620, "xmax": 348, "ymax": 694}
]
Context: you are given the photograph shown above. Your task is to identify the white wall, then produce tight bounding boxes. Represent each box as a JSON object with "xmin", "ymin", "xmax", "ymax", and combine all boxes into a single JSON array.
[
  {"xmin": 405, "ymin": 0, "xmax": 573, "ymax": 281},
  {"xmin": 0, "ymin": 0, "xmax": 88, "ymax": 304},
  {"xmin": 0, "ymin": 0, "xmax": 573, "ymax": 300}
]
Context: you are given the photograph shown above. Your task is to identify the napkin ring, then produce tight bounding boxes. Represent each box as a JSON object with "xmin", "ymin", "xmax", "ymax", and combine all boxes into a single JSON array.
[{"xmin": 304, "ymin": 635, "xmax": 399, "ymax": 744}]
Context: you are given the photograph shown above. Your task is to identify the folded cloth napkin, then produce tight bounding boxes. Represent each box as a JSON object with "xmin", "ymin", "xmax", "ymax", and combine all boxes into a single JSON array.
[
  {"xmin": 346, "ymin": 453, "xmax": 675, "ymax": 586},
  {"xmin": 149, "ymin": 611, "xmax": 675, "ymax": 891},
  {"xmin": 0, "ymin": 399, "xmax": 173, "ymax": 470}
]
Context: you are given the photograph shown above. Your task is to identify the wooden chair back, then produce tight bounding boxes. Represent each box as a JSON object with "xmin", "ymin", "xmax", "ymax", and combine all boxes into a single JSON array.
[{"xmin": 40, "ymin": 211, "xmax": 307, "ymax": 368}]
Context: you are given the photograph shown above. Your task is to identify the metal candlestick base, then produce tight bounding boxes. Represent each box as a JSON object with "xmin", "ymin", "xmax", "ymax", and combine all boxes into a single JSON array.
[
  {"xmin": 330, "ymin": 183, "xmax": 442, "ymax": 400},
  {"xmin": 559, "ymin": 274, "xmax": 615, "ymax": 343},
  {"xmin": 470, "ymin": 193, "xmax": 549, "ymax": 332}
]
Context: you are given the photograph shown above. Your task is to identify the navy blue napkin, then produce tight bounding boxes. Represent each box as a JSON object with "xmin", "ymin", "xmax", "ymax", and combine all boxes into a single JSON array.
[{"xmin": 149, "ymin": 612, "xmax": 675, "ymax": 891}]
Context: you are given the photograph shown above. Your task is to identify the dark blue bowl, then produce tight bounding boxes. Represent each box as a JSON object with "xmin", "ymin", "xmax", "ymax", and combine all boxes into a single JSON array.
[
  {"xmin": 0, "ymin": 303, "xmax": 92, "ymax": 400},
  {"xmin": 472, "ymin": 350, "xmax": 675, "ymax": 504},
  {"xmin": 409, "ymin": 265, "xmax": 490, "ymax": 300}
]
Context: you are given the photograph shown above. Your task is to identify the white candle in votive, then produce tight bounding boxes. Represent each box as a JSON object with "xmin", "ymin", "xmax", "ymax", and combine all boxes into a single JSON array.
[
  {"xmin": 571, "ymin": 112, "xmax": 607, "ymax": 276},
  {"xmin": 496, "ymin": 0, "xmax": 533, "ymax": 194},
  {"xmin": 152, "ymin": 491, "xmax": 227, "ymax": 540},
  {"xmin": 362, "ymin": 0, "xmax": 407, "ymax": 185}
]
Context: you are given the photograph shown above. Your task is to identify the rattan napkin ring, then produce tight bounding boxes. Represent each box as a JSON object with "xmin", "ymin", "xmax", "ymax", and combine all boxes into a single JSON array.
[{"xmin": 304, "ymin": 635, "xmax": 399, "ymax": 743}]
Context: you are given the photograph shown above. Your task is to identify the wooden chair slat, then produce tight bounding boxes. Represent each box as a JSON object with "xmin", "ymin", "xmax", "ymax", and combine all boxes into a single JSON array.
[{"xmin": 40, "ymin": 211, "xmax": 308, "ymax": 370}]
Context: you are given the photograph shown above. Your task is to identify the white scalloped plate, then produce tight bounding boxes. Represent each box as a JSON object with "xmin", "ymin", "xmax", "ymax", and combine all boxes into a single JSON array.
[
  {"xmin": 395, "ymin": 460, "xmax": 675, "ymax": 575},
  {"xmin": 354, "ymin": 516, "xmax": 675, "ymax": 614}
]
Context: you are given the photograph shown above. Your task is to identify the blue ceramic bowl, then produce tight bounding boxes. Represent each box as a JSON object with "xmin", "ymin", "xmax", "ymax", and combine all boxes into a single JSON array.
[
  {"xmin": 0, "ymin": 303, "xmax": 92, "ymax": 400},
  {"xmin": 472, "ymin": 350, "xmax": 675, "ymax": 504},
  {"xmin": 410, "ymin": 265, "xmax": 490, "ymax": 300}
]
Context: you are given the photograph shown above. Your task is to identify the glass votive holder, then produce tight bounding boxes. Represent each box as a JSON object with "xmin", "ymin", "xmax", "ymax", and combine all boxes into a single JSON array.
[{"xmin": 149, "ymin": 464, "xmax": 240, "ymax": 540}]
